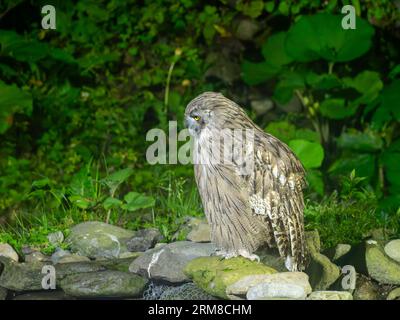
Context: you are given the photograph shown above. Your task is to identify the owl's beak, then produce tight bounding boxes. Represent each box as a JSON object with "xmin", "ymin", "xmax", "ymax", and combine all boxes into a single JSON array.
[{"xmin": 184, "ymin": 116, "xmax": 199, "ymax": 136}]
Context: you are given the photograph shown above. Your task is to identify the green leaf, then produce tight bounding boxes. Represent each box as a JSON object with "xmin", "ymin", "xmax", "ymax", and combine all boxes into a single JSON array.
[
  {"xmin": 103, "ymin": 197, "xmax": 123, "ymax": 210},
  {"xmin": 337, "ymin": 130, "xmax": 383, "ymax": 152},
  {"xmin": 69, "ymin": 195, "xmax": 93, "ymax": 209},
  {"xmin": 329, "ymin": 153, "xmax": 376, "ymax": 180},
  {"xmin": 261, "ymin": 32, "xmax": 293, "ymax": 67},
  {"xmin": 343, "ymin": 71, "xmax": 383, "ymax": 104},
  {"xmin": 31, "ymin": 178, "xmax": 51, "ymax": 189},
  {"xmin": 319, "ymin": 99, "xmax": 357, "ymax": 119},
  {"xmin": 285, "ymin": 13, "xmax": 374, "ymax": 62},
  {"xmin": 103, "ymin": 168, "xmax": 134, "ymax": 194},
  {"xmin": 273, "ymin": 72, "xmax": 305, "ymax": 104},
  {"xmin": 241, "ymin": 60, "xmax": 279, "ymax": 85},
  {"xmin": 265, "ymin": 121, "xmax": 296, "ymax": 144},
  {"xmin": 306, "ymin": 72, "xmax": 342, "ymax": 90},
  {"xmin": 236, "ymin": 0, "xmax": 264, "ymax": 18},
  {"xmin": 0, "ymin": 81, "xmax": 32, "ymax": 134},
  {"xmin": 288, "ymin": 139, "xmax": 324, "ymax": 169},
  {"xmin": 381, "ymin": 148, "xmax": 400, "ymax": 189},
  {"xmin": 123, "ymin": 192, "xmax": 155, "ymax": 212}
]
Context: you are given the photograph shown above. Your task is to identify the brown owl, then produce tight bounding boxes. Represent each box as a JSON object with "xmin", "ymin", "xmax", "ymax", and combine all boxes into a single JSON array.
[{"xmin": 184, "ymin": 92, "xmax": 307, "ymax": 271}]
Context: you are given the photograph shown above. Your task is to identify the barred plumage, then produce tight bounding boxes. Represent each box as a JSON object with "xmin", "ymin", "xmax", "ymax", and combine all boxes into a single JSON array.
[{"xmin": 185, "ymin": 92, "xmax": 307, "ymax": 271}]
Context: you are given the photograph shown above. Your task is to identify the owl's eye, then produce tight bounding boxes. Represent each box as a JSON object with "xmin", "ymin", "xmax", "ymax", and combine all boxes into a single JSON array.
[{"xmin": 192, "ymin": 115, "xmax": 201, "ymax": 121}]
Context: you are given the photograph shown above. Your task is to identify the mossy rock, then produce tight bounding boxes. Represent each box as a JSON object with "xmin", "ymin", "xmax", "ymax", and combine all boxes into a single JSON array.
[{"xmin": 184, "ymin": 256, "xmax": 277, "ymax": 299}]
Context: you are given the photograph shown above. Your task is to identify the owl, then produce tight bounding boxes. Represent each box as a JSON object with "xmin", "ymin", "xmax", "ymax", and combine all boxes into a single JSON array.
[{"xmin": 184, "ymin": 92, "xmax": 307, "ymax": 271}]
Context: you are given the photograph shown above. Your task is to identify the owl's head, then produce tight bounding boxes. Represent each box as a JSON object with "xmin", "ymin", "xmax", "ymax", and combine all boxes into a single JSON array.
[{"xmin": 184, "ymin": 92, "xmax": 251, "ymax": 137}]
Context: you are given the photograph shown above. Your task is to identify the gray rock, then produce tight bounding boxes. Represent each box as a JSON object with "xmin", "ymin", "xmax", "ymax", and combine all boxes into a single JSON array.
[
  {"xmin": 47, "ymin": 231, "xmax": 64, "ymax": 246},
  {"xmin": 129, "ymin": 241, "xmax": 215, "ymax": 283},
  {"xmin": 51, "ymin": 248, "xmax": 71, "ymax": 264},
  {"xmin": 13, "ymin": 291, "xmax": 73, "ymax": 300},
  {"xmin": 0, "ymin": 243, "xmax": 18, "ymax": 262},
  {"xmin": 186, "ymin": 221, "xmax": 211, "ymax": 243},
  {"xmin": 366, "ymin": 240, "xmax": 400, "ymax": 285},
  {"xmin": 387, "ymin": 287, "xmax": 400, "ymax": 300},
  {"xmin": 205, "ymin": 57, "xmax": 241, "ymax": 85},
  {"xmin": 0, "ymin": 256, "xmax": 105, "ymax": 291},
  {"xmin": 305, "ymin": 231, "xmax": 341, "ymax": 290},
  {"xmin": 126, "ymin": 228, "xmax": 163, "ymax": 252},
  {"xmin": 0, "ymin": 287, "xmax": 7, "ymax": 300},
  {"xmin": 57, "ymin": 254, "xmax": 91, "ymax": 264},
  {"xmin": 60, "ymin": 271, "xmax": 147, "ymax": 298},
  {"xmin": 65, "ymin": 221, "xmax": 135, "ymax": 259},
  {"xmin": 308, "ymin": 291, "xmax": 353, "ymax": 300},
  {"xmin": 24, "ymin": 251, "xmax": 50, "ymax": 263},
  {"xmin": 235, "ymin": 19, "xmax": 260, "ymax": 41},
  {"xmin": 251, "ymin": 99, "xmax": 274, "ymax": 116},
  {"xmin": 333, "ymin": 244, "xmax": 352, "ymax": 261},
  {"xmin": 276, "ymin": 95, "xmax": 302, "ymax": 113},
  {"xmin": 353, "ymin": 275, "xmax": 380, "ymax": 300},
  {"xmin": 384, "ymin": 239, "xmax": 400, "ymax": 263},
  {"xmin": 227, "ymin": 272, "xmax": 312, "ymax": 299},
  {"xmin": 247, "ymin": 282, "xmax": 307, "ymax": 300},
  {"xmin": 160, "ymin": 283, "xmax": 217, "ymax": 300}
]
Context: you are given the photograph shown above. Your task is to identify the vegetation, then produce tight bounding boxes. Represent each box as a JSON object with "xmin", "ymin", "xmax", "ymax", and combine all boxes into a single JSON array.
[{"xmin": 0, "ymin": 0, "xmax": 399, "ymax": 253}]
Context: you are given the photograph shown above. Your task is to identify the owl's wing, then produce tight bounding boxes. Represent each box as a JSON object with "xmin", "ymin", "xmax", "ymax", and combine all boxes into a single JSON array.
[{"xmin": 244, "ymin": 131, "xmax": 307, "ymax": 271}]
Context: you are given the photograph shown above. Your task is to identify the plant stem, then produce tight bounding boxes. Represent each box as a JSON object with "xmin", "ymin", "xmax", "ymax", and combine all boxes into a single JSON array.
[
  {"xmin": 164, "ymin": 61, "xmax": 176, "ymax": 117},
  {"xmin": 328, "ymin": 62, "xmax": 334, "ymax": 74}
]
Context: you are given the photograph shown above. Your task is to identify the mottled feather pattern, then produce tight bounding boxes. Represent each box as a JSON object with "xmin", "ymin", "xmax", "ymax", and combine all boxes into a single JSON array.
[{"xmin": 187, "ymin": 92, "xmax": 307, "ymax": 271}]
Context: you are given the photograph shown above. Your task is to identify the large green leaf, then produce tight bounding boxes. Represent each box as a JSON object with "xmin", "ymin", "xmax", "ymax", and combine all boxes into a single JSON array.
[
  {"xmin": 288, "ymin": 139, "xmax": 324, "ymax": 169},
  {"xmin": 122, "ymin": 192, "xmax": 155, "ymax": 212},
  {"xmin": 241, "ymin": 60, "xmax": 279, "ymax": 85},
  {"xmin": 343, "ymin": 71, "xmax": 383, "ymax": 105},
  {"xmin": 329, "ymin": 153, "xmax": 376, "ymax": 180},
  {"xmin": 103, "ymin": 168, "xmax": 134, "ymax": 194},
  {"xmin": 0, "ymin": 81, "xmax": 32, "ymax": 134},
  {"xmin": 306, "ymin": 169, "xmax": 325, "ymax": 195},
  {"xmin": 320, "ymin": 99, "xmax": 358, "ymax": 119},
  {"xmin": 285, "ymin": 13, "xmax": 375, "ymax": 62},
  {"xmin": 261, "ymin": 32, "xmax": 293, "ymax": 67}
]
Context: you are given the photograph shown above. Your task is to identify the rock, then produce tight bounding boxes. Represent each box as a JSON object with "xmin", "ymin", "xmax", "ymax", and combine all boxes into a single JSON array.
[
  {"xmin": 65, "ymin": 221, "xmax": 135, "ymax": 259},
  {"xmin": 0, "ymin": 243, "xmax": 18, "ymax": 262},
  {"xmin": 126, "ymin": 228, "xmax": 163, "ymax": 252},
  {"xmin": 184, "ymin": 256, "xmax": 277, "ymax": 299},
  {"xmin": 118, "ymin": 252, "xmax": 141, "ymax": 259},
  {"xmin": 186, "ymin": 221, "xmax": 211, "ymax": 243},
  {"xmin": 387, "ymin": 287, "xmax": 400, "ymax": 300},
  {"xmin": 247, "ymin": 282, "xmax": 307, "ymax": 300},
  {"xmin": 51, "ymin": 248, "xmax": 71, "ymax": 264},
  {"xmin": 257, "ymin": 249, "xmax": 287, "ymax": 272},
  {"xmin": 333, "ymin": 244, "xmax": 352, "ymax": 261},
  {"xmin": 13, "ymin": 291, "xmax": 73, "ymax": 300},
  {"xmin": 307, "ymin": 291, "xmax": 353, "ymax": 300},
  {"xmin": 250, "ymin": 99, "xmax": 274, "ymax": 116},
  {"xmin": 0, "ymin": 287, "xmax": 7, "ymax": 300},
  {"xmin": 384, "ymin": 239, "xmax": 400, "ymax": 263},
  {"xmin": 205, "ymin": 56, "xmax": 241, "ymax": 84},
  {"xmin": 305, "ymin": 230, "xmax": 341, "ymax": 290},
  {"xmin": 129, "ymin": 241, "xmax": 215, "ymax": 283},
  {"xmin": 276, "ymin": 95, "xmax": 302, "ymax": 113},
  {"xmin": 47, "ymin": 231, "xmax": 64, "ymax": 246},
  {"xmin": 366, "ymin": 240, "xmax": 400, "ymax": 285},
  {"xmin": 226, "ymin": 272, "xmax": 311, "ymax": 299},
  {"xmin": 24, "ymin": 251, "xmax": 50, "ymax": 263},
  {"xmin": 60, "ymin": 271, "xmax": 147, "ymax": 298},
  {"xmin": 0, "ymin": 256, "xmax": 105, "ymax": 291},
  {"xmin": 235, "ymin": 19, "xmax": 260, "ymax": 41},
  {"xmin": 57, "ymin": 254, "xmax": 91, "ymax": 264},
  {"xmin": 353, "ymin": 275, "xmax": 380, "ymax": 300},
  {"xmin": 160, "ymin": 283, "xmax": 217, "ymax": 300}
]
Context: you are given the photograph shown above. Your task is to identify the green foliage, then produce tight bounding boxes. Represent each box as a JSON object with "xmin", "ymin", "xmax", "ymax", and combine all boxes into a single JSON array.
[{"xmin": 0, "ymin": 0, "xmax": 399, "ymax": 249}]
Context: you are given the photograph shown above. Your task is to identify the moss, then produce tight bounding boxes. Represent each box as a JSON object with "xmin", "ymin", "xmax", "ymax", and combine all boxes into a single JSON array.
[{"xmin": 184, "ymin": 256, "xmax": 277, "ymax": 299}]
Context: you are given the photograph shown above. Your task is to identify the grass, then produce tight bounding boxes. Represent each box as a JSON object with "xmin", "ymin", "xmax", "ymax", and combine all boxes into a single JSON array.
[{"xmin": 1, "ymin": 167, "xmax": 399, "ymax": 256}]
